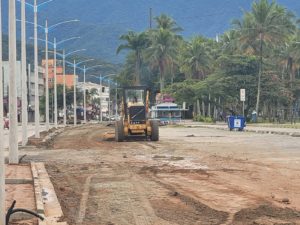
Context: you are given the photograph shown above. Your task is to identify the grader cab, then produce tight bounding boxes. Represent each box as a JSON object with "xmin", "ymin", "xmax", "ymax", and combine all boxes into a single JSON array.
[{"xmin": 115, "ymin": 86, "xmax": 159, "ymax": 142}]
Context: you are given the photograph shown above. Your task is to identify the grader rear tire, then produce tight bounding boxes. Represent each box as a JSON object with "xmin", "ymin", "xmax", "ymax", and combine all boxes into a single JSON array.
[
  {"xmin": 150, "ymin": 120, "xmax": 159, "ymax": 141},
  {"xmin": 115, "ymin": 120, "xmax": 124, "ymax": 142}
]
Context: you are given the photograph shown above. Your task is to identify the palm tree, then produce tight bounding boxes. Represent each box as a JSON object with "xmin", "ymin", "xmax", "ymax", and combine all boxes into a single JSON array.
[
  {"xmin": 154, "ymin": 14, "xmax": 183, "ymax": 33},
  {"xmin": 117, "ymin": 31, "xmax": 149, "ymax": 85},
  {"xmin": 221, "ymin": 30, "xmax": 240, "ymax": 54},
  {"xmin": 233, "ymin": 0, "xmax": 295, "ymax": 114},
  {"xmin": 146, "ymin": 29, "xmax": 178, "ymax": 91},
  {"xmin": 180, "ymin": 37, "xmax": 211, "ymax": 79}
]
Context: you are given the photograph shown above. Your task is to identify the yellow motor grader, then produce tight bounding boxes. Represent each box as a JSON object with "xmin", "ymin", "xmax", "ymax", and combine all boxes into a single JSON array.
[{"xmin": 115, "ymin": 86, "xmax": 159, "ymax": 142}]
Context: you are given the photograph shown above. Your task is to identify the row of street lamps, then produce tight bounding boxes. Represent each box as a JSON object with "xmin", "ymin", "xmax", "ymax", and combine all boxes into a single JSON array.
[
  {"xmin": 0, "ymin": 0, "xmax": 118, "ymax": 222},
  {"xmin": 0, "ymin": 0, "xmax": 116, "ymax": 221}
]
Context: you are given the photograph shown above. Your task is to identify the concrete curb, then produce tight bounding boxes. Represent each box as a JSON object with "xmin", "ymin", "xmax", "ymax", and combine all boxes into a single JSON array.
[
  {"xmin": 185, "ymin": 125, "xmax": 300, "ymax": 137},
  {"xmin": 31, "ymin": 162, "xmax": 68, "ymax": 225}
]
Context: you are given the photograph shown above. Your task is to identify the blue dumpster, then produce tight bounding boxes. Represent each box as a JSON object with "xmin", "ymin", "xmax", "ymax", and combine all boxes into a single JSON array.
[{"xmin": 227, "ymin": 115, "xmax": 246, "ymax": 131}]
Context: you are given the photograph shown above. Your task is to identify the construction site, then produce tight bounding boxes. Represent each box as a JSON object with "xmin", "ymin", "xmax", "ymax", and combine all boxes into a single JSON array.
[{"xmin": 4, "ymin": 123, "xmax": 300, "ymax": 225}]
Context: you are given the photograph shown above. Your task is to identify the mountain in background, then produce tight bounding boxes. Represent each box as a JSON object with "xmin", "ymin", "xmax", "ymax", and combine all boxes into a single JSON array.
[{"xmin": 2, "ymin": 0, "xmax": 300, "ymax": 63}]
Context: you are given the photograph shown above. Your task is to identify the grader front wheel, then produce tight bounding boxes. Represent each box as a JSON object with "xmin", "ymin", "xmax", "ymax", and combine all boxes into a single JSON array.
[
  {"xmin": 115, "ymin": 120, "xmax": 124, "ymax": 142},
  {"xmin": 150, "ymin": 120, "xmax": 159, "ymax": 141}
]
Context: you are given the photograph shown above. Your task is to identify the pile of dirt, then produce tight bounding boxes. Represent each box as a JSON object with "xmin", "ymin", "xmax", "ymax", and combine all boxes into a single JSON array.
[{"xmin": 232, "ymin": 204, "xmax": 300, "ymax": 225}]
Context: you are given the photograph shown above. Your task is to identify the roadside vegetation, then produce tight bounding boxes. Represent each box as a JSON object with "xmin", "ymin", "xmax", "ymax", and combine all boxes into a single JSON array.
[{"xmin": 117, "ymin": 0, "xmax": 300, "ymax": 122}]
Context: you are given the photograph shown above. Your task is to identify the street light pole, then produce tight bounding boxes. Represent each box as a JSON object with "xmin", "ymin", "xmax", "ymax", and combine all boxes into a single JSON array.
[
  {"xmin": 77, "ymin": 64, "xmax": 103, "ymax": 124},
  {"xmin": 108, "ymin": 81, "xmax": 111, "ymax": 122},
  {"xmin": 83, "ymin": 65, "xmax": 86, "ymax": 123},
  {"xmin": 63, "ymin": 50, "xmax": 66, "ymax": 126},
  {"xmin": 34, "ymin": 0, "xmax": 40, "ymax": 138},
  {"xmin": 115, "ymin": 82, "xmax": 118, "ymax": 119},
  {"xmin": 73, "ymin": 60, "xmax": 77, "ymax": 126},
  {"xmin": 45, "ymin": 20, "xmax": 50, "ymax": 131},
  {"xmin": 54, "ymin": 38, "xmax": 58, "ymax": 128},
  {"xmin": 21, "ymin": 0, "xmax": 28, "ymax": 146},
  {"xmin": 100, "ymin": 74, "xmax": 102, "ymax": 122},
  {"xmin": 9, "ymin": 0, "xmax": 18, "ymax": 164},
  {"xmin": 48, "ymin": 48, "xmax": 84, "ymax": 126},
  {"xmin": 0, "ymin": 0, "xmax": 5, "ymax": 221}
]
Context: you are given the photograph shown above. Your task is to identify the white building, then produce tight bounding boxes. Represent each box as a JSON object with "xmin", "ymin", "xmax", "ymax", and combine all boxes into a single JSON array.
[
  {"xmin": 77, "ymin": 82, "xmax": 110, "ymax": 115},
  {"xmin": 28, "ymin": 65, "xmax": 45, "ymax": 108}
]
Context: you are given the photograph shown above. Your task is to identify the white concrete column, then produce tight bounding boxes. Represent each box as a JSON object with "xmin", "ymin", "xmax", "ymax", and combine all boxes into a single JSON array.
[
  {"xmin": 45, "ymin": 20, "xmax": 49, "ymax": 131},
  {"xmin": 21, "ymin": 0, "xmax": 28, "ymax": 146},
  {"xmin": 83, "ymin": 66, "xmax": 86, "ymax": 123},
  {"xmin": 63, "ymin": 50, "xmax": 66, "ymax": 126},
  {"xmin": 100, "ymin": 74, "xmax": 102, "ymax": 122},
  {"xmin": 9, "ymin": 0, "xmax": 19, "ymax": 164},
  {"xmin": 73, "ymin": 60, "xmax": 77, "ymax": 126},
  {"xmin": 0, "ymin": 0, "xmax": 5, "ymax": 222},
  {"xmin": 54, "ymin": 38, "xmax": 57, "ymax": 128},
  {"xmin": 34, "ymin": 0, "xmax": 40, "ymax": 138}
]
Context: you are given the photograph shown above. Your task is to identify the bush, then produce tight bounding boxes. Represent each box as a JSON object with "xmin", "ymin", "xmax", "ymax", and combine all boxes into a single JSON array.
[{"xmin": 193, "ymin": 115, "xmax": 214, "ymax": 123}]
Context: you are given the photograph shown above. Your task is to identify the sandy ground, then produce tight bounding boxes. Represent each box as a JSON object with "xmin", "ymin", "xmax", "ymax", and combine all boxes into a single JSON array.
[{"xmin": 21, "ymin": 124, "xmax": 300, "ymax": 225}]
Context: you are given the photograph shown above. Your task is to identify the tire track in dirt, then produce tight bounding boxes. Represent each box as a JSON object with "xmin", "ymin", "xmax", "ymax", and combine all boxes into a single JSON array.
[{"xmin": 76, "ymin": 174, "xmax": 95, "ymax": 224}]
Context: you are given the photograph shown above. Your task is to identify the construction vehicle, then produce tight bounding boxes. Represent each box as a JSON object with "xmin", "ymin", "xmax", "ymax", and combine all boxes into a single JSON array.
[{"xmin": 115, "ymin": 86, "xmax": 159, "ymax": 142}]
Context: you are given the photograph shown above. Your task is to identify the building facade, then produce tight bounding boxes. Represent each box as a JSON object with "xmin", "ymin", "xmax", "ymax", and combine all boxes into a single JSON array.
[
  {"xmin": 77, "ymin": 82, "xmax": 110, "ymax": 115},
  {"xmin": 42, "ymin": 59, "xmax": 77, "ymax": 88}
]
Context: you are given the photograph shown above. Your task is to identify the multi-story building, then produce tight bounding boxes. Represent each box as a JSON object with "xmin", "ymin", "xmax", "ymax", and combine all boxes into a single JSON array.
[
  {"xmin": 77, "ymin": 82, "xmax": 110, "ymax": 116},
  {"xmin": 42, "ymin": 59, "xmax": 77, "ymax": 88}
]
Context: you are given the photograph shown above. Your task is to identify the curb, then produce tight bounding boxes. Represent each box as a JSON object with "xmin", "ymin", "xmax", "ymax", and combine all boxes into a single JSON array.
[
  {"xmin": 185, "ymin": 125, "xmax": 300, "ymax": 137},
  {"xmin": 31, "ymin": 162, "xmax": 68, "ymax": 225}
]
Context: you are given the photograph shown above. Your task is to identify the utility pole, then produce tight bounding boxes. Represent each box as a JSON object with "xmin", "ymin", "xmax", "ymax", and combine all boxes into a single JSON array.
[
  {"xmin": 115, "ymin": 82, "xmax": 118, "ymax": 119},
  {"xmin": 108, "ymin": 81, "xmax": 111, "ymax": 122},
  {"xmin": 73, "ymin": 60, "xmax": 77, "ymax": 126},
  {"xmin": 83, "ymin": 66, "xmax": 86, "ymax": 123},
  {"xmin": 34, "ymin": 0, "xmax": 40, "ymax": 138},
  {"xmin": 45, "ymin": 20, "xmax": 50, "ymax": 131},
  {"xmin": 63, "ymin": 50, "xmax": 66, "ymax": 126},
  {"xmin": 54, "ymin": 38, "xmax": 58, "ymax": 128},
  {"xmin": 100, "ymin": 74, "xmax": 102, "ymax": 122},
  {"xmin": 0, "ymin": 0, "xmax": 5, "ymax": 221},
  {"xmin": 149, "ymin": 8, "xmax": 153, "ymax": 29},
  {"xmin": 9, "ymin": 0, "xmax": 18, "ymax": 164},
  {"xmin": 28, "ymin": 64, "xmax": 31, "ymax": 118},
  {"xmin": 21, "ymin": 0, "xmax": 28, "ymax": 146}
]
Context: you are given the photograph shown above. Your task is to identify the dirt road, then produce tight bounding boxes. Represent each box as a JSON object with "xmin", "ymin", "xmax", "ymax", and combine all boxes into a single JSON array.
[{"xmin": 23, "ymin": 124, "xmax": 300, "ymax": 225}]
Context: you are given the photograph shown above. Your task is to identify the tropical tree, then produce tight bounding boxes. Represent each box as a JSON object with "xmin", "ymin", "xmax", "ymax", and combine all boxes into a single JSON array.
[
  {"xmin": 179, "ymin": 37, "xmax": 211, "ymax": 79},
  {"xmin": 221, "ymin": 30, "xmax": 240, "ymax": 54},
  {"xmin": 146, "ymin": 28, "xmax": 178, "ymax": 91},
  {"xmin": 154, "ymin": 14, "xmax": 183, "ymax": 33},
  {"xmin": 232, "ymin": 0, "xmax": 296, "ymax": 113},
  {"xmin": 117, "ymin": 31, "xmax": 149, "ymax": 85}
]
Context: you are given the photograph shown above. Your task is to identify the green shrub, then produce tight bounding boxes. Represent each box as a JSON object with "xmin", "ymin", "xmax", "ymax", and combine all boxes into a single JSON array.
[{"xmin": 193, "ymin": 115, "xmax": 214, "ymax": 123}]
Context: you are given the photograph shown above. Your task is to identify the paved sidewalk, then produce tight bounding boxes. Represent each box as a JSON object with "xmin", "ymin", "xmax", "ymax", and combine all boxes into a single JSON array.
[
  {"xmin": 181, "ymin": 121, "xmax": 300, "ymax": 136},
  {"xmin": 5, "ymin": 163, "xmax": 67, "ymax": 225}
]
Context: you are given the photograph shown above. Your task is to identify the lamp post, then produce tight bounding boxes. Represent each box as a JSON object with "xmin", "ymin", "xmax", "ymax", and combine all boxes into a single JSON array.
[
  {"xmin": 21, "ymin": 0, "xmax": 28, "ymax": 146},
  {"xmin": 9, "ymin": 0, "xmax": 18, "ymax": 164},
  {"xmin": 35, "ymin": 36, "xmax": 80, "ymax": 128},
  {"xmin": 89, "ymin": 74, "xmax": 102, "ymax": 121},
  {"xmin": 49, "ymin": 49, "xmax": 86, "ymax": 125},
  {"xmin": 24, "ymin": 19, "xmax": 79, "ymax": 129},
  {"xmin": 77, "ymin": 64, "xmax": 104, "ymax": 124},
  {"xmin": 33, "ymin": 0, "xmax": 54, "ymax": 137},
  {"xmin": 0, "ymin": 0, "xmax": 4, "ymax": 221},
  {"xmin": 65, "ymin": 58, "xmax": 97, "ymax": 126},
  {"xmin": 90, "ymin": 74, "xmax": 116, "ymax": 122}
]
